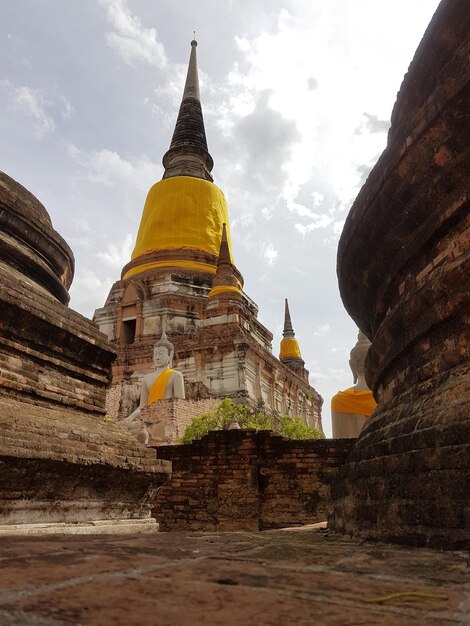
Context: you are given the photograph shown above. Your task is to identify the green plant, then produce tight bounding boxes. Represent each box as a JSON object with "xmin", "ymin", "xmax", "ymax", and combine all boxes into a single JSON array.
[{"xmin": 179, "ymin": 398, "xmax": 324, "ymax": 443}]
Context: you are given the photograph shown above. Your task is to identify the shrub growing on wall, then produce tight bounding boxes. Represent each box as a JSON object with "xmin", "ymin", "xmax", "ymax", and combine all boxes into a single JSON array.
[{"xmin": 180, "ymin": 398, "xmax": 324, "ymax": 444}]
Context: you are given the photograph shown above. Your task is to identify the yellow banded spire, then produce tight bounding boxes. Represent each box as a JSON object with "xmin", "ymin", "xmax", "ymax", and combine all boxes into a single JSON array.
[{"xmin": 122, "ymin": 42, "xmax": 243, "ymax": 281}]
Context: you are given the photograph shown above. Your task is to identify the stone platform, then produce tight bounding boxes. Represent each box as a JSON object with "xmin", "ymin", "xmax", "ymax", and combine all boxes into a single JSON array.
[{"xmin": 0, "ymin": 527, "xmax": 467, "ymax": 625}]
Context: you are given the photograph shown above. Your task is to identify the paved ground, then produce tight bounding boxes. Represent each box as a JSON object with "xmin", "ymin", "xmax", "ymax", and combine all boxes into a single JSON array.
[{"xmin": 0, "ymin": 526, "xmax": 468, "ymax": 625}]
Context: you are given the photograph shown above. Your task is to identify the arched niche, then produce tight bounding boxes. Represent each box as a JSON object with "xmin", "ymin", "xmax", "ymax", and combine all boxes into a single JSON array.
[{"xmin": 117, "ymin": 280, "xmax": 147, "ymax": 346}]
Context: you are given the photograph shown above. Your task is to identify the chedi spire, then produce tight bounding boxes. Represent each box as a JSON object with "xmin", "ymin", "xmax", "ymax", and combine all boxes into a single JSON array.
[
  {"xmin": 279, "ymin": 299, "xmax": 304, "ymax": 365},
  {"xmin": 283, "ymin": 298, "xmax": 295, "ymax": 338},
  {"xmin": 162, "ymin": 40, "xmax": 214, "ymax": 182},
  {"xmin": 121, "ymin": 40, "xmax": 235, "ymax": 282}
]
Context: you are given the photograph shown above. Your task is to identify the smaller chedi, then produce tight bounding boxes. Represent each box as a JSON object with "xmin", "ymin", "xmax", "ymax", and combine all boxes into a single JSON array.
[
  {"xmin": 331, "ymin": 331, "xmax": 377, "ymax": 438},
  {"xmin": 279, "ymin": 299, "xmax": 303, "ymax": 366}
]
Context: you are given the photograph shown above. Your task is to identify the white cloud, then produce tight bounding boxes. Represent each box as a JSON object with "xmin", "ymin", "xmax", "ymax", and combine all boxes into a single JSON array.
[
  {"xmin": 307, "ymin": 360, "xmax": 350, "ymax": 384},
  {"xmin": 355, "ymin": 112, "xmax": 390, "ymax": 135},
  {"xmin": 99, "ymin": 0, "xmax": 167, "ymax": 68},
  {"xmin": 262, "ymin": 242, "xmax": 278, "ymax": 266},
  {"xmin": 69, "ymin": 268, "xmax": 113, "ymax": 318},
  {"xmin": 333, "ymin": 221, "xmax": 345, "ymax": 236},
  {"xmin": 222, "ymin": 3, "xmax": 408, "ymax": 237},
  {"xmin": 1, "ymin": 80, "xmax": 55, "ymax": 138},
  {"xmin": 314, "ymin": 323, "xmax": 331, "ymax": 337},
  {"xmin": 295, "ymin": 214, "xmax": 333, "ymax": 234},
  {"xmin": 97, "ymin": 233, "xmax": 134, "ymax": 269},
  {"xmin": 68, "ymin": 144, "xmax": 160, "ymax": 191},
  {"xmin": 59, "ymin": 95, "xmax": 74, "ymax": 119}
]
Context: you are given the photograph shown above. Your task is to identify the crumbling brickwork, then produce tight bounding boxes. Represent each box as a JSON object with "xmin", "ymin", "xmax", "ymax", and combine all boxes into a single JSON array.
[
  {"xmin": 153, "ymin": 430, "xmax": 353, "ymax": 531},
  {"xmin": 0, "ymin": 170, "xmax": 170, "ymax": 527}
]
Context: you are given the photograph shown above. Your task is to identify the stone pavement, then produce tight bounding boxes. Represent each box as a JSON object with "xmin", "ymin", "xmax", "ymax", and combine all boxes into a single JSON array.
[{"xmin": 0, "ymin": 526, "xmax": 468, "ymax": 625}]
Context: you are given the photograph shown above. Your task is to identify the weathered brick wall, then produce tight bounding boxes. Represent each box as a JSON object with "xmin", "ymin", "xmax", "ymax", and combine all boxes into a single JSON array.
[
  {"xmin": 256, "ymin": 433, "xmax": 354, "ymax": 529},
  {"xmin": 153, "ymin": 430, "xmax": 353, "ymax": 531}
]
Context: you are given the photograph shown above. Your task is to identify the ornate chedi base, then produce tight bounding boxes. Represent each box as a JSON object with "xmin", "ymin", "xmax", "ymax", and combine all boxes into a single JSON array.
[
  {"xmin": 330, "ymin": 0, "xmax": 469, "ymax": 548},
  {"xmin": 0, "ymin": 171, "xmax": 170, "ymax": 530}
]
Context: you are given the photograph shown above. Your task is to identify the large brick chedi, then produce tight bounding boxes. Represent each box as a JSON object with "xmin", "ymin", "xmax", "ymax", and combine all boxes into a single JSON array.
[
  {"xmin": 331, "ymin": 0, "xmax": 469, "ymax": 548},
  {"xmin": 0, "ymin": 171, "xmax": 169, "ymax": 528},
  {"xmin": 94, "ymin": 40, "xmax": 323, "ymax": 432}
]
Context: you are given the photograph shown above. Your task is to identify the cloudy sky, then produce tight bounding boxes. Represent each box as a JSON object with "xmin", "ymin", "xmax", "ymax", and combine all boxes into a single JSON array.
[{"xmin": 1, "ymin": 0, "xmax": 440, "ymax": 435}]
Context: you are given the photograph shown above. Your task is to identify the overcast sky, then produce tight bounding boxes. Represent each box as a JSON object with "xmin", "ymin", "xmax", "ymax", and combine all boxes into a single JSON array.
[{"xmin": 1, "ymin": 0, "xmax": 440, "ymax": 435}]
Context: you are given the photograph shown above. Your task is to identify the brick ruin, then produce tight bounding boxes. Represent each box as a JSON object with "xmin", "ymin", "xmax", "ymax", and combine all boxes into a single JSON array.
[
  {"xmin": 153, "ymin": 430, "xmax": 354, "ymax": 531},
  {"xmin": 0, "ymin": 171, "xmax": 170, "ymax": 530},
  {"xmin": 330, "ymin": 0, "xmax": 469, "ymax": 548}
]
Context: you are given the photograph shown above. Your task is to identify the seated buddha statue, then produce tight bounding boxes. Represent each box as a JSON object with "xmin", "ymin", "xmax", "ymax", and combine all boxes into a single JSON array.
[
  {"xmin": 331, "ymin": 330, "xmax": 377, "ymax": 438},
  {"xmin": 124, "ymin": 331, "xmax": 185, "ymax": 439}
]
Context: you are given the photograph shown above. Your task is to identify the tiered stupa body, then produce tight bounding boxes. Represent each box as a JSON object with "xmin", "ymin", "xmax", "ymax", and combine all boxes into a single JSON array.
[{"xmin": 94, "ymin": 41, "xmax": 322, "ymax": 431}]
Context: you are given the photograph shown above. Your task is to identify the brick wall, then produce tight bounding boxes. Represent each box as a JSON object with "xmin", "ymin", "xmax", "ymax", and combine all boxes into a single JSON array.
[
  {"xmin": 153, "ymin": 430, "xmax": 354, "ymax": 531},
  {"xmin": 140, "ymin": 398, "xmax": 220, "ymax": 445}
]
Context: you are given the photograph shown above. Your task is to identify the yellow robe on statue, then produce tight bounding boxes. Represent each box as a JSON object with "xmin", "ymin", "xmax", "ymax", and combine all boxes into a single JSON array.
[
  {"xmin": 331, "ymin": 387, "xmax": 377, "ymax": 417},
  {"xmin": 147, "ymin": 368, "xmax": 175, "ymax": 406}
]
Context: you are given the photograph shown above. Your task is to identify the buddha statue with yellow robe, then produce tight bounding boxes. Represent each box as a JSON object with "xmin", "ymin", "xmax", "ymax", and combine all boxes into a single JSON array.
[
  {"xmin": 331, "ymin": 330, "xmax": 377, "ymax": 438},
  {"xmin": 124, "ymin": 332, "xmax": 185, "ymax": 441}
]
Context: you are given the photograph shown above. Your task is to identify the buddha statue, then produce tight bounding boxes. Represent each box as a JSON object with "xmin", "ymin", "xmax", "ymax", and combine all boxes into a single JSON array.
[
  {"xmin": 124, "ymin": 331, "xmax": 185, "ymax": 440},
  {"xmin": 331, "ymin": 330, "xmax": 377, "ymax": 438}
]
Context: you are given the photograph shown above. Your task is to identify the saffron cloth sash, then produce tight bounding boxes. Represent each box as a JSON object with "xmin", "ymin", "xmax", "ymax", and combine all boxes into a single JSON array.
[
  {"xmin": 331, "ymin": 387, "xmax": 377, "ymax": 417},
  {"xmin": 147, "ymin": 369, "xmax": 175, "ymax": 405}
]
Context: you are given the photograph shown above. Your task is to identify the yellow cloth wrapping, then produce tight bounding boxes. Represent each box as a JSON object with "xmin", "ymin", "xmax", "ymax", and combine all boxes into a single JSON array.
[
  {"xmin": 131, "ymin": 176, "xmax": 234, "ymax": 263},
  {"xmin": 280, "ymin": 337, "xmax": 301, "ymax": 359},
  {"xmin": 147, "ymin": 368, "xmax": 175, "ymax": 405},
  {"xmin": 331, "ymin": 387, "xmax": 377, "ymax": 417},
  {"xmin": 124, "ymin": 259, "xmax": 216, "ymax": 280},
  {"xmin": 208, "ymin": 285, "xmax": 242, "ymax": 298}
]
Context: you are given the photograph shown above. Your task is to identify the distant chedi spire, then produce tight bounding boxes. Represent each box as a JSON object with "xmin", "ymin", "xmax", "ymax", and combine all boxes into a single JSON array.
[{"xmin": 279, "ymin": 299, "xmax": 304, "ymax": 366}]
